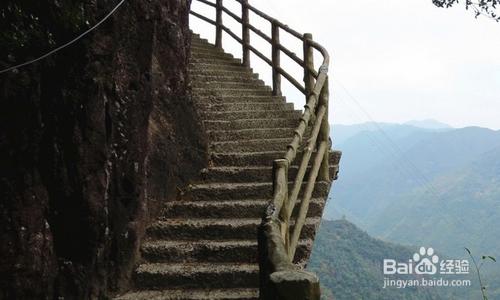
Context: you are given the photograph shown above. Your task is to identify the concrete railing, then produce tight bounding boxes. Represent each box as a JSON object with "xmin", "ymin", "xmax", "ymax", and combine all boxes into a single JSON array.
[{"xmin": 190, "ymin": 1, "xmax": 332, "ymax": 299}]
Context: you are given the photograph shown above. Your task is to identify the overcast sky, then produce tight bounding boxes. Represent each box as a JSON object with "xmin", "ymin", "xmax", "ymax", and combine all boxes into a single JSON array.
[{"xmin": 190, "ymin": 0, "xmax": 500, "ymax": 129}]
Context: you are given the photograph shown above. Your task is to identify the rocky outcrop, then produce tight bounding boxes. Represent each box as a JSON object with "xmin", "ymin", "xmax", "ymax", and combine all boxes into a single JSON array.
[{"xmin": 0, "ymin": 0, "xmax": 206, "ymax": 299}]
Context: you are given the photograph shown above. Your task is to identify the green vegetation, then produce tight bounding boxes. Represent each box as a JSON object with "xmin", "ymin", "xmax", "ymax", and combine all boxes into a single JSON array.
[
  {"xmin": 465, "ymin": 248, "xmax": 497, "ymax": 300},
  {"xmin": 0, "ymin": 1, "xmax": 90, "ymax": 67},
  {"xmin": 432, "ymin": 0, "xmax": 500, "ymax": 21},
  {"xmin": 323, "ymin": 123, "xmax": 500, "ymax": 299},
  {"xmin": 308, "ymin": 220, "xmax": 447, "ymax": 300}
]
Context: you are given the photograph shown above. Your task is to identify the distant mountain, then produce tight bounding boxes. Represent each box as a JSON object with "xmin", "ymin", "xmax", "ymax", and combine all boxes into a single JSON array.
[
  {"xmin": 373, "ymin": 143, "xmax": 500, "ymax": 249},
  {"xmin": 323, "ymin": 123, "xmax": 500, "ymax": 299},
  {"xmin": 404, "ymin": 119, "xmax": 452, "ymax": 129},
  {"xmin": 332, "ymin": 120, "xmax": 451, "ymax": 146},
  {"xmin": 333, "ymin": 125, "xmax": 433, "ymax": 182},
  {"xmin": 326, "ymin": 126, "xmax": 500, "ymax": 226},
  {"xmin": 308, "ymin": 220, "xmax": 456, "ymax": 300},
  {"xmin": 370, "ymin": 145, "xmax": 500, "ymax": 299},
  {"xmin": 333, "ymin": 122, "xmax": 424, "ymax": 146}
]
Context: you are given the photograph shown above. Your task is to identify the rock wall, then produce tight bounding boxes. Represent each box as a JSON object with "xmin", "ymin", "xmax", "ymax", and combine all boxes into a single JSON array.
[{"xmin": 0, "ymin": 0, "xmax": 205, "ymax": 299}]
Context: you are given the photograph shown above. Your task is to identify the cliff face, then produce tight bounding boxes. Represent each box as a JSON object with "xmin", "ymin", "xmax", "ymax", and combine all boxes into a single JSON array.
[{"xmin": 0, "ymin": 0, "xmax": 205, "ymax": 299}]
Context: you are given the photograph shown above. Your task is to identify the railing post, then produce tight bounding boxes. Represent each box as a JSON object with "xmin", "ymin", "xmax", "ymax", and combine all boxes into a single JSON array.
[
  {"xmin": 215, "ymin": 0, "xmax": 223, "ymax": 49},
  {"xmin": 241, "ymin": 0, "xmax": 250, "ymax": 67},
  {"xmin": 318, "ymin": 76, "xmax": 330, "ymax": 181},
  {"xmin": 303, "ymin": 33, "xmax": 315, "ymax": 97},
  {"xmin": 272, "ymin": 159, "xmax": 289, "ymax": 252},
  {"xmin": 271, "ymin": 21, "xmax": 282, "ymax": 96}
]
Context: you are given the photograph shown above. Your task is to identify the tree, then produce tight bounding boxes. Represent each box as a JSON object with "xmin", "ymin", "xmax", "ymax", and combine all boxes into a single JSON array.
[{"xmin": 432, "ymin": 0, "xmax": 500, "ymax": 21}]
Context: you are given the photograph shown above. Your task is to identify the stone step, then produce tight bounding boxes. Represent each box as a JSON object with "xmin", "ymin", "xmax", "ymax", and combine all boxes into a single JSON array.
[
  {"xmin": 210, "ymin": 150, "xmax": 341, "ymax": 167},
  {"xmin": 191, "ymin": 33, "xmax": 206, "ymax": 39},
  {"xmin": 191, "ymin": 42, "xmax": 220, "ymax": 51},
  {"xmin": 191, "ymin": 38, "xmax": 212, "ymax": 44},
  {"xmin": 189, "ymin": 53, "xmax": 237, "ymax": 63},
  {"xmin": 134, "ymin": 262, "xmax": 259, "ymax": 289},
  {"xmin": 191, "ymin": 38, "xmax": 214, "ymax": 45},
  {"xmin": 191, "ymin": 51, "xmax": 235, "ymax": 60},
  {"xmin": 197, "ymin": 95, "xmax": 286, "ymax": 104},
  {"xmin": 191, "ymin": 45, "xmax": 229, "ymax": 55},
  {"xmin": 189, "ymin": 56, "xmax": 243, "ymax": 66},
  {"xmin": 199, "ymin": 103, "xmax": 293, "ymax": 114},
  {"xmin": 200, "ymin": 165, "xmax": 338, "ymax": 183},
  {"xmin": 141, "ymin": 240, "xmax": 260, "ymax": 264},
  {"xmin": 204, "ymin": 118, "xmax": 297, "ymax": 131},
  {"xmin": 203, "ymin": 110, "xmax": 301, "ymax": 121},
  {"xmin": 211, "ymin": 151, "xmax": 283, "ymax": 167},
  {"xmin": 189, "ymin": 62, "xmax": 251, "ymax": 72},
  {"xmin": 193, "ymin": 87, "xmax": 273, "ymax": 97},
  {"xmin": 161, "ymin": 198, "xmax": 325, "ymax": 219},
  {"xmin": 192, "ymin": 80, "xmax": 268, "ymax": 90},
  {"xmin": 189, "ymin": 68, "xmax": 256, "ymax": 78},
  {"xmin": 190, "ymin": 44, "xmax": 232, "ymax": 54},
  {"xmin": 115, "ymin": 288, "xmax": 258, "ymax": 300},
  {"xmin": 211, "ymin": 127, "xmax": 309, "ymax": 144},
  {"xmin": 210, "ymin": 138, "xmax": 294, "ymax": 152},
  {"xmin": 191, "ymin": 73, "xmax": 260, "ymax": 82},
  {"xmin": 190, "ymin": 32, "xmax": 206, "ymax": 39},
  {"xmin": 184, "ymin": 181, "xmax": 330, "ymax": 201},
  {"xmin": 207, "ymin": 127, "xmax": 295, "ymax": 142},
  {"xmin": 190, "ymin": 44, "xmax": 227, "ymax": 54},
  {"xmin": 140, "ymin": 239, "xmax": 312, "ymax": 264},
  {"xmin": 146, "ymin": 217, "xmax": 321, "ymax": 240}
]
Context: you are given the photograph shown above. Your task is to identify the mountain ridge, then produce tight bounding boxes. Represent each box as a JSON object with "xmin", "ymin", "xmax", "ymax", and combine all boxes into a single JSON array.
[{"xmin": 322, "ymin": 122, "xmax": 500, "ymax": 299}]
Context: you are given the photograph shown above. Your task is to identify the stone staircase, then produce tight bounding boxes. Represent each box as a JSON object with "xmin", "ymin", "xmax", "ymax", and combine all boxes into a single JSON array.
[{"xmin": 115, "ymin": 33, "xmax": 338, "ymax": 300}]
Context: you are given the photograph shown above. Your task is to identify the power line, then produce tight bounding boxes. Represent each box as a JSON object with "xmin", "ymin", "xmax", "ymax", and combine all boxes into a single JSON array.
[
  {"xmin": 332, "ymin": 77, "xmax": 443, "ymax": 198},
  {"xmin": 0, "ymin": 0, "xmax": 126, "ymax": 75},
  {"xmin": 334, "ymin": 91, "xmax": 435, "ymax": 196},
  {"xmin": 332, "ymin": 77, "xmax": 471, "ymax": 231}
]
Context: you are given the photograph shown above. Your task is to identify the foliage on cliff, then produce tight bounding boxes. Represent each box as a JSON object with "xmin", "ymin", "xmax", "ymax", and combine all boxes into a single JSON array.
[
  {"xmin": 0, "ymin": 1, "xmax": 91, "ymax": 68},
  {"xmin": 0, "ymin": 0, "xmax": 206, "ymax": 299}
]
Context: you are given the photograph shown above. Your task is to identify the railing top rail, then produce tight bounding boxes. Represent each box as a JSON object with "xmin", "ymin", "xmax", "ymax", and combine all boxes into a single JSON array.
[
  {"xmin": 221, "ymin": 6, "xmax": 242, "ymax": 23},
  {"xmin": 238, "ymin": 1, "xmax": 304, "ymax": 40},
  {"xmin": 197, "ymin": 0, "xmax": 217, "ymax": 8},
  {"xmin": 190, "ymin": 10, "xmax": 217, "ymax": 26},
  {"xmin": 309, "ymin": 40, "xmax": 330, "ymax": 78},
  {"xmin": 190, "ymin": 0, "xmax": 330, "ymax": 87},
  {"xmin": 190, "ymin": 0, "xmax": 331, "ymax": 178}
]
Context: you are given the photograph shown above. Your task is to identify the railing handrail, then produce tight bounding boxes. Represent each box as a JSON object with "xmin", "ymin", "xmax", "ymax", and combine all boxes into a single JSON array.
[
  {"xmin": 191, "ymin": 0, "xmax": 329, "ymax": 94},
  {"xmin": 190, "ymin": 1, "xmax": 332, "ymax": 298}
]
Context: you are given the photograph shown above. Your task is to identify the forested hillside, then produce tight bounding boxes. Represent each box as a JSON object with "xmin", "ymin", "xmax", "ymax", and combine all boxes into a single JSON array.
[
  {"xmin": 322, "ymin": 123, "xmax": 500, "ymax": 299},
  {"xmin": 308, "ymin": 220, "xmax": 449, "ymax": 300}
]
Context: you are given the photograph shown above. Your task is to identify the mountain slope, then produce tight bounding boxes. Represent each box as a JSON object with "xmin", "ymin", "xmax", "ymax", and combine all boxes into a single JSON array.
[
  {"xmin": 308, "ymin": 220, "xmax": 445, "ymax": 300},
  {"xmin": 326, "ymin": 126, "xmax": 500, "ymax": 226},
  {"xmin": 370, "ymin": 146, "xmax": 500, "ymax": 300},
  {"xmin": 333, "ymin": 122, "xmax": 435, "ymax": 146},
  {"xmin": 404, "ymin": 119, "xmax": 452, "ymax": 129},
  {"xmin": 373, "ymin": 145, "xmax": 500, "ymax": 253},
  {"xmin": 322, "ymin": 123, "xmax": 500, "ymax": 299}
]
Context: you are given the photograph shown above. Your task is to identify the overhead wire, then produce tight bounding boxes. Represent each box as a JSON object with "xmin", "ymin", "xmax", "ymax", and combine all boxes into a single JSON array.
[
  {"xmin": 331, "ymin": 76, "xmax": 471, "ymax": 231},
  {"xmin": 332, "ymin": 77, "xmax": 444, "ymax": 199},
  {"xmin": 0, "ymin": 0, "xmax": 126, "ymax": 74},
  {"xmin": 334, "ymin": 89, "xmax": 435, "ymax": 197}
]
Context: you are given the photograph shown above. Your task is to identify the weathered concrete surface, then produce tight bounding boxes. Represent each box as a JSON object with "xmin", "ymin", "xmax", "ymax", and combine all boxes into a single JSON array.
[{"xmin": 270, "ymin": 270, "xmax": 321, "ymax": 300}]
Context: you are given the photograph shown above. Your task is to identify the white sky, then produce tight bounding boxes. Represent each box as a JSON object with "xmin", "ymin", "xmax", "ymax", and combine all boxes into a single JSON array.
[{"xmin": 190, "ymin": 0, "xmax": 500, "ymax": 129}]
